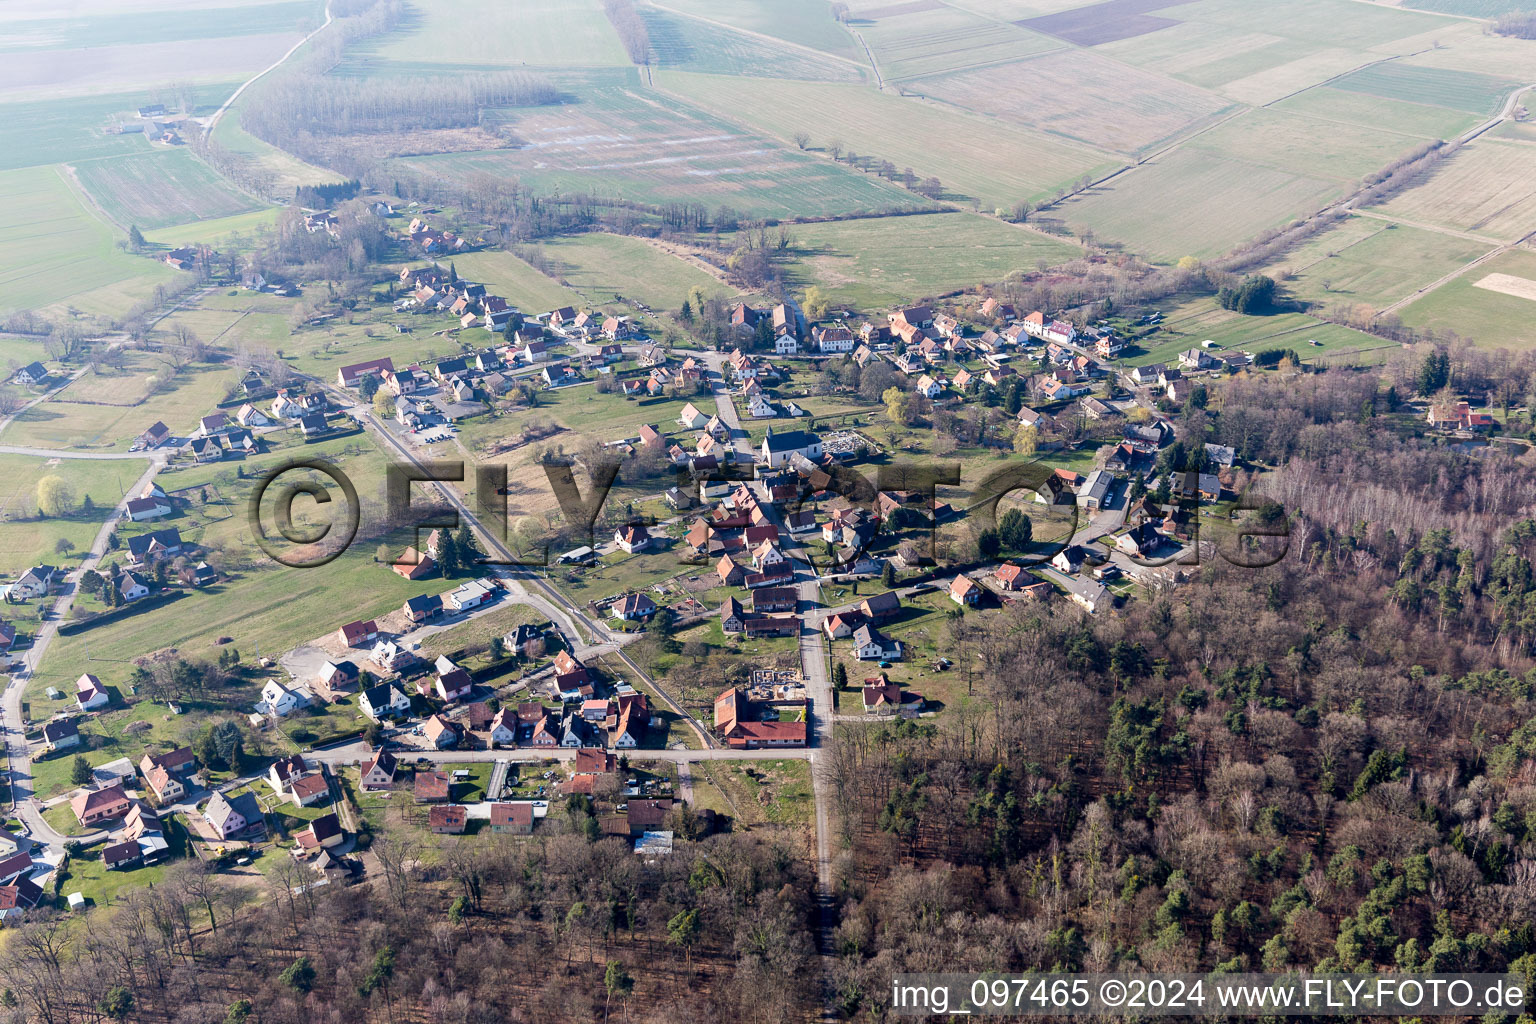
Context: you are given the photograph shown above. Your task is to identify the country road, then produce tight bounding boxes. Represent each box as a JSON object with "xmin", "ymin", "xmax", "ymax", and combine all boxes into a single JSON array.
[
  {"xmin": 204, "ymin": 3, "xmax": 334, "ymax": 137},
  {"xmin": 2, "ymin": 453, "xmax": 168, "ymax": 851},
  {"xmin": 301, "ymin": 371, "xmax": 717, "ymax": 749}
]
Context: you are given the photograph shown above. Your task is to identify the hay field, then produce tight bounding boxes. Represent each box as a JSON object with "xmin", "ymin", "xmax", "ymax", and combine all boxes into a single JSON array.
[
  {"xmin": 0, "ymin": 165, "xmax": 175, "ymax": 318},
  {"xmin": 526, "ymin": 234, "xmax": 730, "ymax": 312},
  {"xmin": 1374, "ymin": 140, "xmax": 1536, "ymax": 242},
  {"xmin": 640, "ymin": 7, "xmax": 864, "ymax": 81},
  {"xmin": 143, "ymin": 208, "xmax": 281, "ymax": 248},
  {"xmin": 1080, "ymin": 0, "xmax": 1451, "ymax": 95},
  {"xmin": 774, "ymin": 211, "xmax": 1084, "ymax": 309},
  {"xmin": 1398, "ymin": 248, "xmax": 1536, "ymax": 348},
  {"xmin": 59, "ymin": 351, "xmax": 177, "ymax": 406},
  {"xmin": 1181, "ymin": 107, "xmax": 1435, "ymax": 182},
  {"xmin": 393, "ymin": 85, "xmax": 925, "ymax": 219},
  {"xmin": 1094, "ymin": 22, "xmax": 1305, "ymax": 90},
  {"xmin": 857, "ymin": 5, "xmax": 1061, "ymax": 81},
  {"xmin": 8, "ymin": 360, "xmax": 233, "ymax": 450},
  {"xmin": 649, "ymin": 0, "xmax": 863, "ymax": 60},
  {"xmin": 1060, "ymin": 147, "xmax": 1342, "ymax": 262},
  {"xmin": 1273, "ymin": 87, "xmax": 1479, "ymax": 141},
  {"xmin": 443, "ymin": 251, "xmax": 586, "ymax": 314},
  {"xmin": 653, "ymin": 71, "xmax": 1115, "ymax": 209},
  {"xmin": 1264, "ymin": 219, "xmax": 1493, "ymax": 313},
  {"xmin": 1329, "ymin": 63, "xmax": 1518, "ymax": 116},
  {"xmin": 0, "ymin": 455, "xmax": 134, "ymax": 577},
  {"xmin": 0, "ymin": 32, "xmax": 305, "ymax": 102},
  {"xmin": 371, "ymin": 0, "xmax": 629, "ymax": 67},
  {"xmin": 1398, "ymin": 0, "xmax": 1530, "ymax": 15},
  {"xmin": 72, "ymin": 149, "xmax": 262, "ymax": 230},
  {"xmin": 907, "ymin": 50, "xmax": 1234, "ymax": 155},
  {"xmin": 0, "ymin": 0, "xmax": 320, "ymax": 51},
  {"xmin": 1398, "ymin": 25, "xmax": 1536, "ymax": 81},
  {"xmin": 0, "ymin": 92, "xmax": 165, "ymax": 172},
  {"xmin": 1125, "ymin": 294, "xmax": 1387, "ymax": 366}
]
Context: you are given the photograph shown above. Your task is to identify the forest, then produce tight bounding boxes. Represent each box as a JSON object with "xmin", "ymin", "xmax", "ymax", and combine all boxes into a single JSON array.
[{"xmin": 0, "ymin": 821, "xmax": 818, "ymax": 1024}]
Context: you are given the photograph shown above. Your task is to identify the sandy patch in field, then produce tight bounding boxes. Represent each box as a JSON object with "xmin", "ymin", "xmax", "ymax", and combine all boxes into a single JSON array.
[{"xmin": 1474, "ymin": 272, "xmax": 1536, "ymax": 302}]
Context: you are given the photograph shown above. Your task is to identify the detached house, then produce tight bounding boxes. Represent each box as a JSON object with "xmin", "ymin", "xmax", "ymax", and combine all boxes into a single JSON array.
[
  {"xmin": 614, "ymin": 524, "xmax": 653, "ymax": 554},
  {"xmin": 204, "ymin": 790, "xmax": 264, "ymax": 840},
  {"xmin": 71, "ymin": 784, "xmax": 130, "ymax": 826},
  {"xmin": 9, "ymin": 565, "xmax": 56, "ymax": 599},
  {"xmin": 124, "ymin": 495, "xmax": 172, "ymax": 522},
  {"xmin": 852, "ymin": 624, "xmax": 901, "ymax": 662},
  {"xmin": 125, "ymin": 528, "xmax": 184, "ymax": 566},
  {"xmin": 43, "ymin": 718, "xmax": 80, "ymax": 751},
  {"xmin": 337, "ymin": 619, "xmax": 378, "ymax": 648},
  {"xmin": 360, "ymin": 748, "xmax": 397, "ymax": 790},
  {"xmin": 611, "ymin": 592, "xmax": 658, "ymax": 621},
  {"xmin": 76, "ymin": 674, "xmax": 110, "ymax": 711},
  {"xmin": 360, "ymin": 682, "xmax": 410, "ymax": 721},
  {"xmin": 949, "ymin": 575, "xmax": 981, "ymax": 606}
]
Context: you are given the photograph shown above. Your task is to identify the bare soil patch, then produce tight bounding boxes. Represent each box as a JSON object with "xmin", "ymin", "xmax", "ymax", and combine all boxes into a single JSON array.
[{"xmin": 1474, "ymin": 272, "xmax": 1536, "ymax": 302}]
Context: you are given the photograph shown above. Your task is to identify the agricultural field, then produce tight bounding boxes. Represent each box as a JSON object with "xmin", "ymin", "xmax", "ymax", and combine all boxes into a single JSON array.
[
  {"xmin": 6, "ymin": 356, "xmax": 235, "ymax": 451},
  {"xmin": 0, "ymin": 454, "xmax": 134, "ymax": 577},
  {"xmin": 0, "ymin": 164, "xmax": 176, "ymax": 320},
  {"xmin": 1273, "ymin": 86, "xmax": 1480, "ymax": 142},
  {"xmin": 1400, "ymin": 0, "xmax": 1531, "ymax": 12},
  {"xmin": 1397, "ymin": 247, "xmax": 1536, "ymax": 348},
  {"xmin": 1181, "ymin": 106, "xmax": 1437, "ymax": 182},
  {"xmin": 143, "ymin": 207, "xmax": 282, "ymax": 248},
  {"xmin": 0, "ymin": 0, "xmax": 322, "ymax": 52},
  {"xmin": 641, "ymin": 7, "xmax": 864, "ymax": 81},
  {"xmin": 0, "ymin": 32, "xmax": 308, "ymax": 103},
  {"xmin": 23, "ymin": 435, "xmax": 429, "ymax": 699},
  {"xmin": 1328, "ymin": 63, "xmax": 1518, "ymax": 116},
  {"xmin": 653, "ymin": 71, "xmax": 1117, "ymax": 209},
  {"xmin": 774, "ymin": 211, "xmax": 1083, "ymax": 308},
  {"xmin": 1373, "ymin": 139, "xmax": 1536, "ymax": 242},
  {"xmin": 655, "ymin": 0, "xmax": 863, "ymax": 59},
  {"xmin": 0, "ymin": 92, "xmax": 172, "ymax": 172},
  {"xmin": 1120, "ymin": 294, "xmax": 1388, "ymax": 367},
  {"xmin": 1263, "ymin": 218, "xmax": 1494, "ymax": 314},
  {"xmin": 436, "ymin": 250, "xmax": 585, "ymax": 316},
  {"xmin": 394, "ymin": 81, "xmax": 925, "ymax": 220},
  {"xmin": 857, "ymin": 5, "xmax": 1061, "ymax": 81},
  {"xmin": 522, "ymin": 233, "xmax": 732, "ymax": 313},
  {"xmin": 370, "ymin": 0, "xmax": 629, "ymax": 67},
  {"xmin": 906, "ymin": 49, "xmax": 1235, "ymax": 155},
  {"xmin": 71, "ymin": 149, "xmax": 263, "ymax": 230},
  {"xmin": 1060, "ymin": 147, "xmax": 1342, "ymax": 262},
  {"xmin": 456, "ymin": 386, "xmax": 692, "ymax": 462},
  {"xmin": 1081, "ymin": 0, "xmax": 1457, "ymax": 101},
  {"xmin": 211, "ymin": 101, "xmax": 346, "ymax": 196}
]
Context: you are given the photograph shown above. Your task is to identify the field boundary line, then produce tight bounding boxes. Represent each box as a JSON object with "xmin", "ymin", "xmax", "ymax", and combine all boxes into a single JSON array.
[
  {"xmin": 204, "ymin": 3, "xmax": 335, "ymax": 137},
  {"xmin": 1343, "ymin": 0, "xmax": 1495, "ymax": 23},
  {"xmin": 1352, "ymin": 208, "xmax": 1505, "ymax": 245},
  {"xmin": 1374, "ymin": 240, "xmax": 1508, "ymax": 318},
  {"xmin": 55, "ymin": 163, "xmax": 126, "ymax": 234},
  {"xmin": 643, "ymin": 1, "xmax": 870, "ymax": 74}
]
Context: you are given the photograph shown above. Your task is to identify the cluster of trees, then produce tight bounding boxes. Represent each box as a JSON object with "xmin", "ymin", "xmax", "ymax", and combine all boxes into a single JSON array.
[
  {"xmin": 822, "ymin": 559, "xmax": 1536, "ymax": 1012},
  {"xmin": 1216, "ymin": 274, "xmax": 1278, "ymax": 314},
  {"xmin": 603, "ymin": 0, "xmax": 652, "ymax": 64},
  {"xmin": 246, "ymin": 70, "xmax": 557, "ymax": 144},
  {"xmin": 126, "ymin": 654, "xmax": 239, "ymax": 704},
  {"xmin": 1494, "ymin": 11, "xmax": 1536, "ymax": 37},
  {"xmin": 0, "ymin": 824, "xmax": 819, "ymax": 1024}
]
